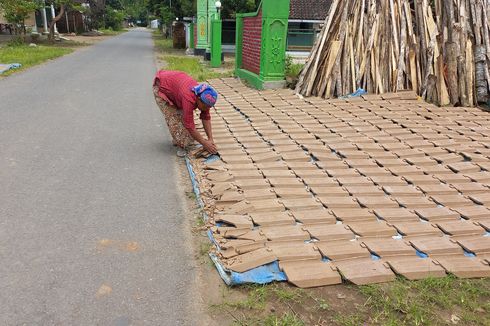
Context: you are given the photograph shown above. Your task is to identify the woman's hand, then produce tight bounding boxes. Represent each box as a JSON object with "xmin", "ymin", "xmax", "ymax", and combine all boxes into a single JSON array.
[{"xmin": 203, "ymin": 140, "xmax": 218, "ymax": 154}]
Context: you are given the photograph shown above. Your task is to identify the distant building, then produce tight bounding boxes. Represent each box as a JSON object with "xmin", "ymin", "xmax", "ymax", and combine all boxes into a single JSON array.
[
  {"xmin": 288, "ymin": 0, "xmax": 331, "ymax": 51},
  {"xmin": 219, "ymin": 0, "xmax": 332, "ymax": 54}
]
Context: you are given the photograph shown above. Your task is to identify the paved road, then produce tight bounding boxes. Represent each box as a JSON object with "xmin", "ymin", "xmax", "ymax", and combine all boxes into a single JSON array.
[{"xmin": 0, "ymin": 29, "xmax": 200, "ymax": 325}]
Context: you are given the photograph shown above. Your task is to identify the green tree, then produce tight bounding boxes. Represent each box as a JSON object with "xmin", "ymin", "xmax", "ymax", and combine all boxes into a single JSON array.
[
  {"xmin": 45, "ymin": 1, "xmax": 79, "ymax": 41},
  {"xmin": 104, "ymin": 6, "xmax": 125, "ymax": 30},
  {"xmin": 0, "ymin": 0, "xmax": 41, "ymax": 35}
]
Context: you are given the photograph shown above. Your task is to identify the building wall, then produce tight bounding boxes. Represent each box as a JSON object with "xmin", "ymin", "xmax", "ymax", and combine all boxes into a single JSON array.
[{"xmin": 241, "ymin": 10, "xmax": 262, "ymax": 75}]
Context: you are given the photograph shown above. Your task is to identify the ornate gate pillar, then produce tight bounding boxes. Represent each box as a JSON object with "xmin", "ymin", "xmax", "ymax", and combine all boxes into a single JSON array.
[
  {"xmin": 195, "ymin": 0, "xmax": 208, "ymax": 55},
  {"xmin": 235, "ymin": 0, "xmax": 290, "ymax": 89}
]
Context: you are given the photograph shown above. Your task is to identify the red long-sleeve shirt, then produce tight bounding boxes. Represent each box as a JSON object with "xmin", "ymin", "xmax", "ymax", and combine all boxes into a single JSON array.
[{"xmin": 153, "ymin": 70, "xmax": 211, "ymax": 131}]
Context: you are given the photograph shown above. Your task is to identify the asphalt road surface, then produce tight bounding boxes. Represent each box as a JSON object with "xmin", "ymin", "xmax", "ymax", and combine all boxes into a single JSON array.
[{"xmin": 0, "ymin": 29, "xmax": 201, "ymax": 325}]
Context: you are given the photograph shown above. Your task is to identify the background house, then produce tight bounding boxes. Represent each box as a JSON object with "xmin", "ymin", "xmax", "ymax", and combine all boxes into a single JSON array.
[
  {"xmin": 288, "ymin": 0, "xmax": 331, "ymax": 51},
  {"xmin": 216, "ymin": 0, "xmax": 332, "ymax": 55}
]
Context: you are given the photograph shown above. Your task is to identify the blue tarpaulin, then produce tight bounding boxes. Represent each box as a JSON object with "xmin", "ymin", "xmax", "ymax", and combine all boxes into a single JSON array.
[
  {"xmin": 0, "ymin": 63, "xmax": 21, "ymax": 74},
  {"xmin": 185, "ymin": 157, "xmax": 287, "ymax": 286}
]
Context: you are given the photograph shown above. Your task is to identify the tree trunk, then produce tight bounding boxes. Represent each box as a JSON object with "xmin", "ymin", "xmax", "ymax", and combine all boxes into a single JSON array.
[{"xmin": 49, "ymin": 5, "xmax": 66, "ymax": 42}]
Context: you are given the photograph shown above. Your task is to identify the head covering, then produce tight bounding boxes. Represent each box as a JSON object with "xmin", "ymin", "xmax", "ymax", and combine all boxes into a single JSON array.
[{"xmin": 192, "ymin": 83, "xmax": 218, "ymax": 107}]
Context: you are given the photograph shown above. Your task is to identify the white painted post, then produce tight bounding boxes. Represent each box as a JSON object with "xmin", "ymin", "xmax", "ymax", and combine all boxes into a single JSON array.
[
  {"xmin": 42, "ymin": 3, "xmax": 49, "ymax": 33},
  {"xmin": 50, "ymin": 4, "xmax": 58, "ymax": 34}
]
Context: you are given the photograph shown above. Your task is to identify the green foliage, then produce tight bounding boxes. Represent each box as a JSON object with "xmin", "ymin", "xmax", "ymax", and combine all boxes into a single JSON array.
[
  {"xmin": 221, "ymin": 0, "xmax": 260, "ymax": 19},
  {"xmin": 284, "ymin": 54, "xmax": 303, "ymax": 79},
  {"xmin": 0, "ymin": 0, "xmax": 40, "ymax": 34},
  {"xmin": 104, "ymin": 6, "xmax": 125, "ymax": 31}
]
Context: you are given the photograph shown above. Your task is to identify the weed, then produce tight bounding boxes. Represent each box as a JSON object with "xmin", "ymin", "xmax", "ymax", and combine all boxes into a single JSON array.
[
  {"xmin": 224, "ymin": 285, "xmax": 269, "ymax": 310},
  {"xmin": 333, "ymin": 313, "xmax": 366, "ymax": 326},
  {"xmin": 358, "ymin": 276, "xmax": 490, "ymax": 326},
  {"xmin": 315, "ymin": 298, "xmax": 329, "ymax": 311},
  {"xmin": 272, "ymin": 284, "xmax": 305, "ymax": 304},
  {"xmin": 163, "ymin": 55, "xmax": 233, "ymax": 81},
  {"xmin": 199, "ymin": 242, "xmax": 212, "ymax": 257},
  {"xmin": 263, "ymin": 312, "xmax": 304, "ymax": 326}
]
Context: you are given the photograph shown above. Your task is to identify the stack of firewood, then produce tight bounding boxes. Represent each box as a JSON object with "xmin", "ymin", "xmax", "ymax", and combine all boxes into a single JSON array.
[{"xmin": 296, "ymin": 0, "xmax": 490, "ymax": 107}]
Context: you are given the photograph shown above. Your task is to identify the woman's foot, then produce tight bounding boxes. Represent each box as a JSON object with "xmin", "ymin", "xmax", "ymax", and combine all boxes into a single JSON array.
[{"xmin": 176, "ymin": 148, "xmax": 187, "ymax": 157}]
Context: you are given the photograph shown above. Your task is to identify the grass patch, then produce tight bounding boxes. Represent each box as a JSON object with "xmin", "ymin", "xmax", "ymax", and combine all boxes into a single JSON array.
[
  {"xmin": 164, "ymin": 55, "xmax": 233, "ymax": 82},
  {"xmin": 98, "ymin": 28, "xmax": 127, "ymax": 36},
  {"xmin": 358, "ymin": 276, "xmax": 490, "ymax": 325},
  {"xmin": 0, "ymin": 45, "xmax": 72, "ymax": 76},
  {"xmin": 286, "ymin": 62, "xmax": 303, "ymax": 79}
]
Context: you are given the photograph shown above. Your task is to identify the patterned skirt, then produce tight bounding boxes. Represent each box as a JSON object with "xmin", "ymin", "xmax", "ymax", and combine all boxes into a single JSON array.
[{"xmin": 153, "ymin": 86, "xmax": 194, "ymax": 149}]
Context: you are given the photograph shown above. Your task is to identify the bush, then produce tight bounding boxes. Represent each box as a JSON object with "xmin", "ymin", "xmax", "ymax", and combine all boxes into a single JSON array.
[{"xmin": 105, "ymin": 7, "xmax": 125, "ymax": 31}]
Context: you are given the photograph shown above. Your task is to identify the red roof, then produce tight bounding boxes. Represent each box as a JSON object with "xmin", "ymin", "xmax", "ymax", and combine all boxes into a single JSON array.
[{"xmin": 290, "ymin": 0, "xmax": 332, "ymax": 21}]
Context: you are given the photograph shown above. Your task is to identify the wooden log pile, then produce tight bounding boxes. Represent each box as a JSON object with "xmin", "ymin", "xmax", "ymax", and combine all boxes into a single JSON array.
[{"xmin": 296, "ymin": 0, "xmax": 490, "ymax": 107}]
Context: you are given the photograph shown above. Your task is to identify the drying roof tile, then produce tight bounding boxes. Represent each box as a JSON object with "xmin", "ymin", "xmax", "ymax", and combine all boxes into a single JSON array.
[
  {"xmin": 273, "ymin": 187, "xmax": 313, "ymax": 199},
  {"xmin": 391, "ymin": 222, "xmax": 442, "ymax": 237},
  {"xmin": 249, "ymin": 211, "xmax": 296, "ymax": 227},
  {"xmin": 449, "ymin": 206, "xmax": 490, "ymax": 220},
  {"xmin": 448, "ymin": 183, "xmax": 488, "ymax": 195},
  {"xmin": 347, "ymin": 221, "xmax": 398, "ymax": 237},
  {"xmin": 291, "ymin": 209, "xmax": 337, "ymax": 224},
  {"xmin": 255, "ymin": 161, "xmax": 289, "ymax": 170},
  {"xmin": 409, "ymin": 237, "xmax": 464, "ymax": 256},
  {"xmin": 344, "ymin": 185, "xmax": 385, "ymax": 196},
  {"xmin": 249, "ymin": 199, "xmax": 285, "ymax": 213},
  {"xmin": 267, "ymin": 177, "xmax": 306, "ymax": 188},
  {"xmin": 382, "ymin": 185, "xmax": 423, "ymax": 197},
  {"xmin": 329, "ymin": 208, "xmax": 377, "ymax": 223},
  {"xmin": 368, "ymin": 175, "xmax": 408, "ymax": 186},
  {"xmin": 435, "ymin": 220, "xmax": 485, "ymax": 236},
  {"xmin": 386, "ymin": 165, "xmax": 425, "ymax": 176},
  {"xmin": 260, "ymin": 225, "xmax": 311, "ymax": 241},
  {"xmin": 404, "ymin": 156, "xmax": 439, "ymax": 166},
  {"xmin": 316, "ymin": 240, "xmax": 371, "ymax": 261},
  {"xmin": 417, "ymin": 183, "xmax": 458, "ymax": 195},
  {"xmin": 250, "ymin": 152, "xmax": 282, "ymax": 163},
  {"xmin": 356, "ymin": 167, "xmax": 393, "ymax": 176},
  {"xmin": 446, "ymin": 162, "xmax": 481, "ymax": 173},
  {"xmin": 356, "ymin": 196, "xmax": 400, "ymax": 209},
  {"xmin": 303, "ymin": 224, "xmax": 355, "ymax": 241},
  {"xmin": 434, "ymin": 256, "xmax": 490, "ymax": 278},
  {"xmin": 280, "ymin": 260, "xmax": 342, "ymax": 288},
  {"xmin": 373, "ymin": 208, "xmax": 421, "ymax": 223},
  {"xmin": 266, "ymin": 241, "xmax": 322, "ymax": 262},
  {"xmin": 429, "ymin": 194, "xmax": 476, "ymax": 207},
  {"xmin": 215, "ymin": 215, "xmax": 254, "ymax": 229},
  {"xmin": 225, "ymin": 248, "xmax": 277, "ymax": 273},
  {"xmin": 463, "ymin": 171, "xmax": 490, "ymax": 183},
  {"xmin": 362, "ymin": 238, "xmax": 416, "ymax": 257},
  {"xmin": 335, "ymin": 176, "xmax": 373, "ymax": 187},
  {"xmin": 386, "ymin": 258, "xmax": 447, "ymax": 280},
  {"xmin": 456, "ymin": 237, "xmax": 490, "ymax": 254},
  {"xmin": 394, "ymin": 195, "xmax": 437, "ymax": 209},
  {"xmin": 468, "ymin": 193, "xmax": 490, "ymax": 205},
  {"xmin": 235, "ymin": 179, "xmax": 271, "ymax": 190},
  {"xmin": 243, "ymin": 189, "xmax": 277, "ymax": 201},
  {"xmin": 317, "ymin": 196, "xmax": 361, "ymax": 209},
  {"xmin": 402, "ymin": 174, "xmax": 441, "ymax": 185},
  {"xmin": 414, "ymin": 207, "xmax": 461, "ymax": 222},
  {"xmin": 333, "ymin": 259, "xmax": 396, "ymax": 285}
]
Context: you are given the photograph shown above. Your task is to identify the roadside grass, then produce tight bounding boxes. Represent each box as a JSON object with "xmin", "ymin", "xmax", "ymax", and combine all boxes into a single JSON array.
[
  {"xmin": 152, "ymin": 30, "xmax": 234, "ymax": 81},
  {"xmin": 164, "ymin": 55, "xmax": 233, "ymax": 82},
  {"xmin": 0, "ymin": 45, "xmax": 72, "ymax": 76},
  {"xmin": 209, "ymin": 276, "xmax": 490, "ymax": 325},
  {"xmin": 355, "ymin": 276, "xmax": 490, "ymax": 326},
  {"xmin": 98, "ymin": 28, "xmax": 127, "ymax": 35}
]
